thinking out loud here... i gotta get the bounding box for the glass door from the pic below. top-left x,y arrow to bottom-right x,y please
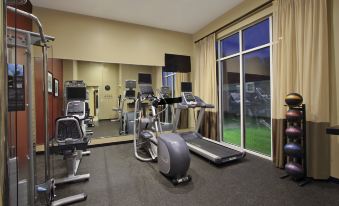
221,56 -> 241,146
218,17 -> 272,157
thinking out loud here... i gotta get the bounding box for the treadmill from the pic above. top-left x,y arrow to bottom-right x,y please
173,82 -> 246,164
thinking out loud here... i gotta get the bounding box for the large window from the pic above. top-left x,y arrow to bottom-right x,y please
217,17 -> 272,157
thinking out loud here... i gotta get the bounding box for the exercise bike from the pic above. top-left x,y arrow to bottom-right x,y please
133,84 -> 191,185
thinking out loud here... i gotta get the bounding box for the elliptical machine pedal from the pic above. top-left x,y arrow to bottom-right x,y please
171,175 -> 192,185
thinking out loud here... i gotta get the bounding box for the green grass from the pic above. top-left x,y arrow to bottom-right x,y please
223,117 -> 271,156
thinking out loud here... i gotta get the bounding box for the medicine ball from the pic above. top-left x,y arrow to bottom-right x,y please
285,126 -> 302,138
285,162 -> 304,179
284,143 -> 303,158
285,93 -> 303,107
286,109 -> 302,122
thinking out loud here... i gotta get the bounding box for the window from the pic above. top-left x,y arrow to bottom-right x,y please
217,17 -> 272,158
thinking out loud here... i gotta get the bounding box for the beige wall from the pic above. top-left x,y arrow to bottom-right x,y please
329,0 -> 339,178
32,7 -> 193,66
76,61 -> 119,120
62,60 -> 74,82
193,0 -> 271,42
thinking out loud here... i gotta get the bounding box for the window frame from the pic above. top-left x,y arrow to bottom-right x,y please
216,15 -> 273,160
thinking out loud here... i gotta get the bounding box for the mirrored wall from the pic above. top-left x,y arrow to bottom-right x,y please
62,60 -> 164,139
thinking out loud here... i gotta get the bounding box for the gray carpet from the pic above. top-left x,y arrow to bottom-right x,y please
91,120 -> 120,138
38,143 -> 339,206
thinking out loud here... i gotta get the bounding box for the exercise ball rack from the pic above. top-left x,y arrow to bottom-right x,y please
280,93 -> 311,186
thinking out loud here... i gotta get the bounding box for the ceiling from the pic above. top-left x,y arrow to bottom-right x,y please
30,0 -> 244,34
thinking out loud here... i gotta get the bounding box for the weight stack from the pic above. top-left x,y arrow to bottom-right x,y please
282,93 -> 309,186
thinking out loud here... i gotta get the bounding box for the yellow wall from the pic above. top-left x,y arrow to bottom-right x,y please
62,60 -> 74,82
193,0 -> 271,42
32,7 -> 193,66
77,61 -> 119,120
329,0 -> 339,178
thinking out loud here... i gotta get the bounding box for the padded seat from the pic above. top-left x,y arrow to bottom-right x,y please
51,116 -> 90,154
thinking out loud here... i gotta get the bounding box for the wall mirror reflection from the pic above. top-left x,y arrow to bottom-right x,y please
62,60 -> 178,139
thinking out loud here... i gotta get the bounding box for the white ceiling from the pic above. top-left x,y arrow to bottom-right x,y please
30,0 -> 244,34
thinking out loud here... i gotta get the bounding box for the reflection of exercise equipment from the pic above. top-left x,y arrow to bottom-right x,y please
252,87 -> 271,129
227,84 -> 271,129
64,80 -> 94,136
113,80 -> 136,135
281,93 -> 310,186
133,84 -> 191,185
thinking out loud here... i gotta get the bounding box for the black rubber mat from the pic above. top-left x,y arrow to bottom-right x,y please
36,143 -> 339,206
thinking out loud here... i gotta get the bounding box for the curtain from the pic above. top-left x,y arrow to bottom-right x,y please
272,0 -> 330,179
175,72 -> 190,129
193,34 -> 219,140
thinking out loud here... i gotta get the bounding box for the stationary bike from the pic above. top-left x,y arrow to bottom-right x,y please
133,84 -> 191,185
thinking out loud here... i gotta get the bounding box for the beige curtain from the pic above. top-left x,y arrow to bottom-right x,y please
193,34 -> 219,140
272,0 -> 330,179
175,72 -> 190,128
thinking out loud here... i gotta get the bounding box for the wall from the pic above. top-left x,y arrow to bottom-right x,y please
32,7 -> 193,67
193,0 -> 271,42
6,1 -> 32,31
34,58 -> 63,144
77,61 -> 119,120
329,0 -> 339,179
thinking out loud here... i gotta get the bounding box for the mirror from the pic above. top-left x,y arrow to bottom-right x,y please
62,60 -> 166,139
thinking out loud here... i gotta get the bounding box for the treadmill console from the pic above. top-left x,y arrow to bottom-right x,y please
139,85 -> 154,98
182,92 -> 197,105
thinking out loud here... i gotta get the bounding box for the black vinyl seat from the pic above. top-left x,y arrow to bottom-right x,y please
51,116 -> 90,154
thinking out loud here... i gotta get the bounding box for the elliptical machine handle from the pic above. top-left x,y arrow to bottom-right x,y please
176,103 -> 189,109
204,104 -> 215,109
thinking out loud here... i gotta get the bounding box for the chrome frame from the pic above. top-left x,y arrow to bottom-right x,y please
6,6 -> 87,206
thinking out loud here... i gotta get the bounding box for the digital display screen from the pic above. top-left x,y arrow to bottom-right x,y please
181,82 -> 192,92
184,93 -> 196,102
125,90 -> 135,98
138,73 -> 152,84
125,80 -> 136,89
164,54 -> 191,73
8,64 -> 25,111
67,87 -> 86,100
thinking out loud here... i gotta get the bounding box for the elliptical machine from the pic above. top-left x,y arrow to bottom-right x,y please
133,83 -> 191,185
113,80 -> 137,135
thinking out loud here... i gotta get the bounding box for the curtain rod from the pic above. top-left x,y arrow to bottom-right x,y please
194,0 -> 273,44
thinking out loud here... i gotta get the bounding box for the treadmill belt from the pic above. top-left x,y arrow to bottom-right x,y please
186,138 -> 241,158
